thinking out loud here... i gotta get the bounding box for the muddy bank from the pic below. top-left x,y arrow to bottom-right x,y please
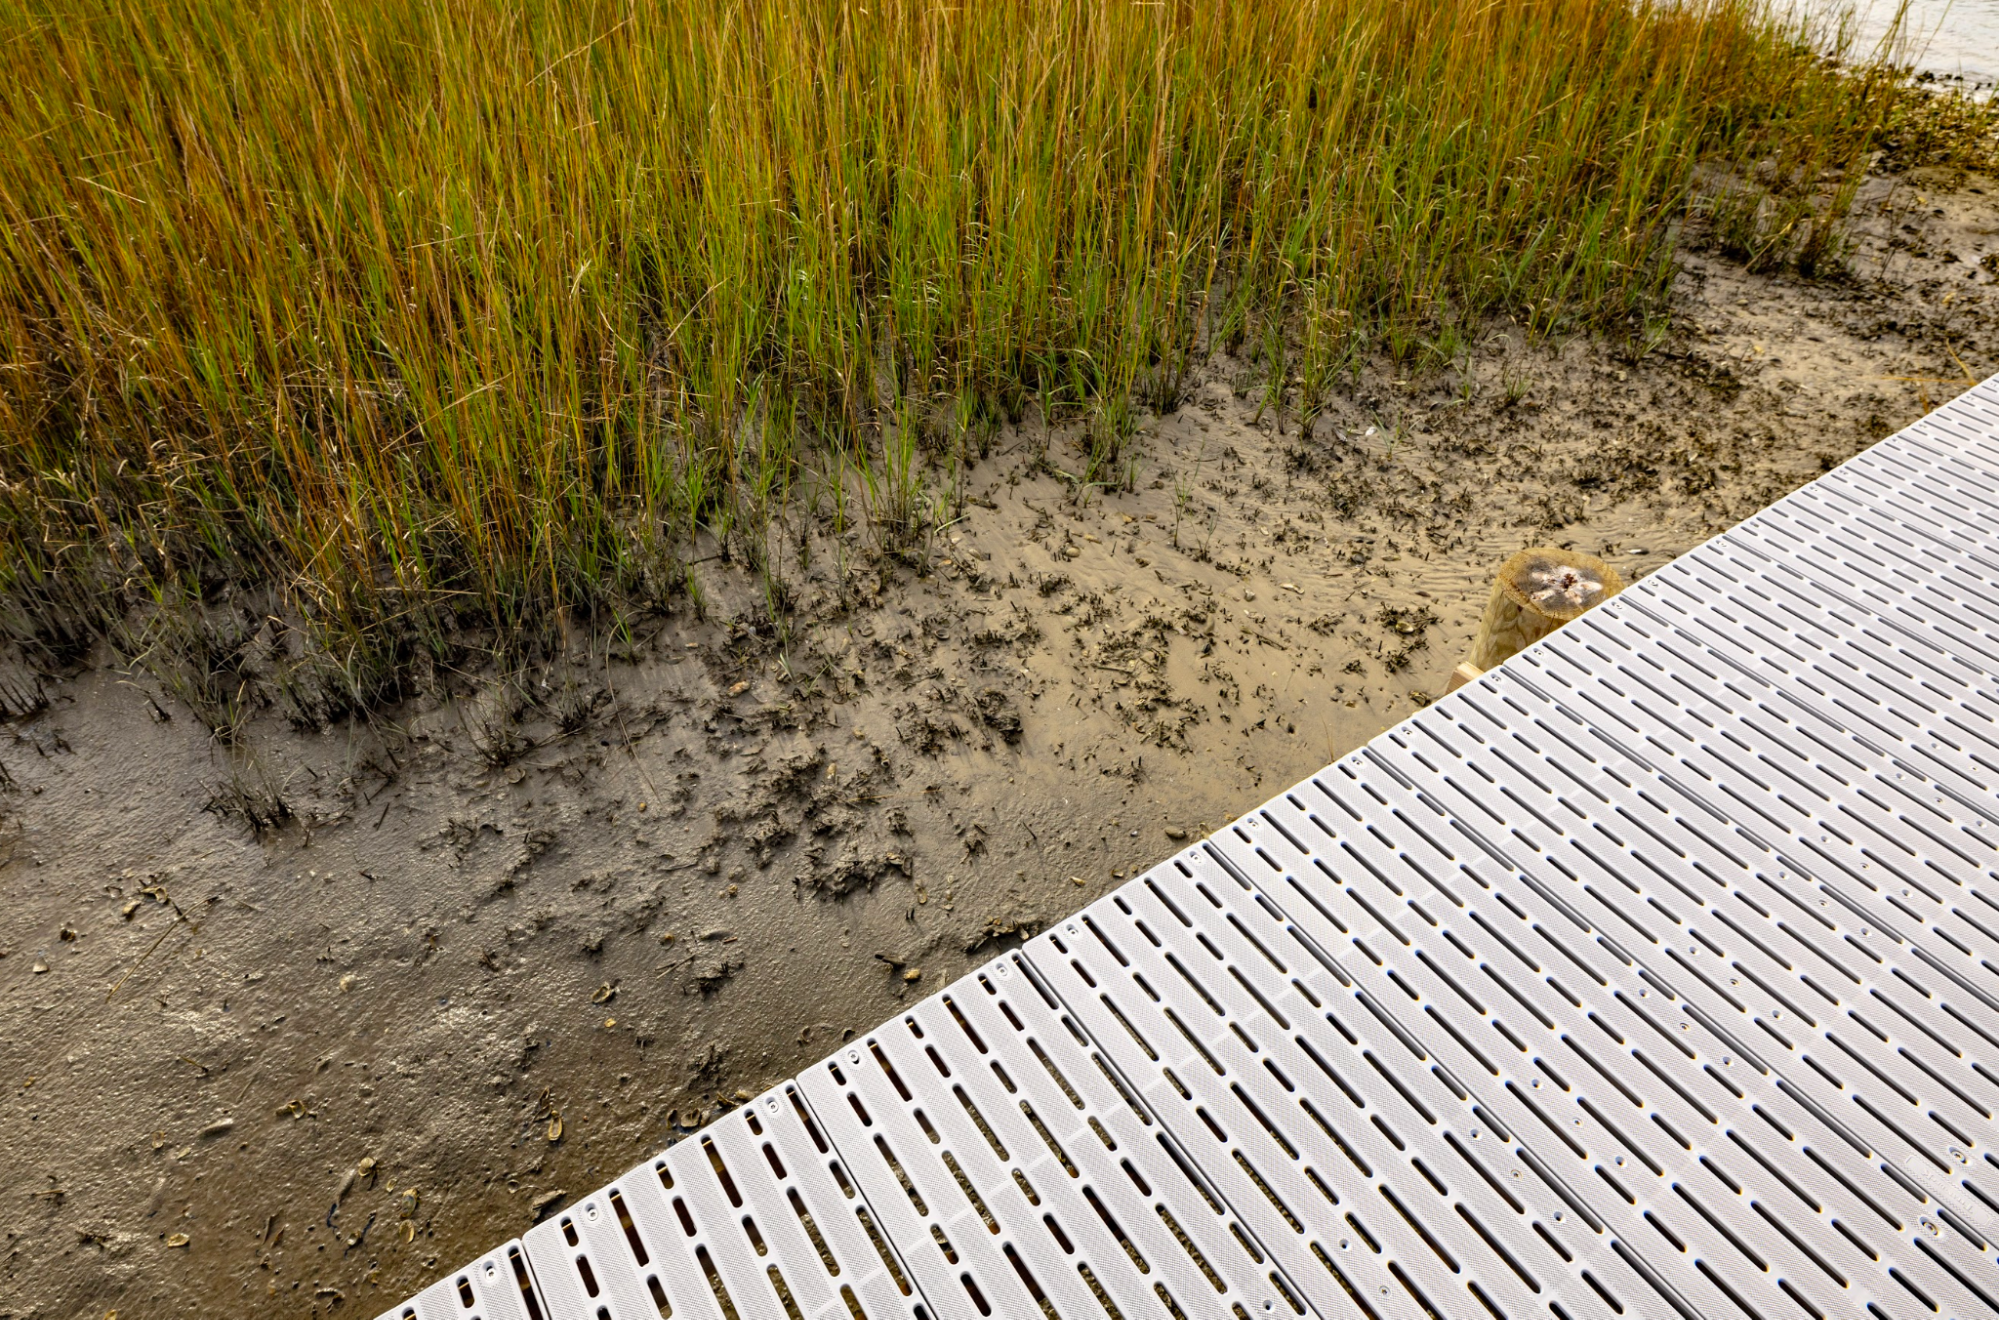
1,168 -> 1995,1319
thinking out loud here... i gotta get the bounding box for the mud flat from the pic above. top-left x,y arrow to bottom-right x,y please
1,170 -> 1995,1318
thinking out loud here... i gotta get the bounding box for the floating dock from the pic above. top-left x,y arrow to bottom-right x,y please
381,375 -> 1999,1320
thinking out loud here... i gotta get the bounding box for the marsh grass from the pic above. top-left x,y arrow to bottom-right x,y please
0,0 -> 1903,700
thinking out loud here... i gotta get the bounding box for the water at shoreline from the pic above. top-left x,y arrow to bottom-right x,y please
1838,0 -> 1998,86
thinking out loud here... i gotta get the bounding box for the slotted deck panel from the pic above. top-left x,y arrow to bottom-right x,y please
379,379 -> 1999,1320
796,949 -> 1304,1320
519,1081 -> 926,1320
377,1238 -> 541,1320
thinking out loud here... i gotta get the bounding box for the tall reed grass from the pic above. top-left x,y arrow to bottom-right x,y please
0,0 -> 1898,690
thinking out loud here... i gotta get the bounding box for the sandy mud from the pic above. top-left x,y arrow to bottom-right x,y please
2,168 -> 1996,1318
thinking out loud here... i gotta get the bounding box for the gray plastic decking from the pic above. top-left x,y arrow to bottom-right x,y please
379,374 -> 1999,1320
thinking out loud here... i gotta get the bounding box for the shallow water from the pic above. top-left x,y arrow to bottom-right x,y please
1843,0 -> 1999,84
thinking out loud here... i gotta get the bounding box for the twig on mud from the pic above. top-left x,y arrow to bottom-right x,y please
1943,342 -> 1978,386
604,646 -> 660,802
106,911 -> 197,1002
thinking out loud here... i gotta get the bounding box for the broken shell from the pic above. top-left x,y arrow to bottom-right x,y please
546,1113 -> 564,1142
590,982 -> 616,1004
398,1187 -> 420,1218
164,1233 -> 190,1248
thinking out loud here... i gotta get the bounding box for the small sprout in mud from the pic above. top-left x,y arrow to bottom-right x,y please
164,1233 -> 189,1248
1071,876 -> 1086,887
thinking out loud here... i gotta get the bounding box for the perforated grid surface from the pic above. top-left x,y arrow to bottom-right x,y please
519,1080 -> 924,1320
796,948 -> 1306,1320
379,377 -> 1999,1320
376,1238 -> 541,1320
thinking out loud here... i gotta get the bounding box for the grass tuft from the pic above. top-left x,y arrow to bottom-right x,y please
0,0 -> 1906,685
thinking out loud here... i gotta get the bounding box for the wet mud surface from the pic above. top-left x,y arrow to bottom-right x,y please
3,170 -> 1996,1318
